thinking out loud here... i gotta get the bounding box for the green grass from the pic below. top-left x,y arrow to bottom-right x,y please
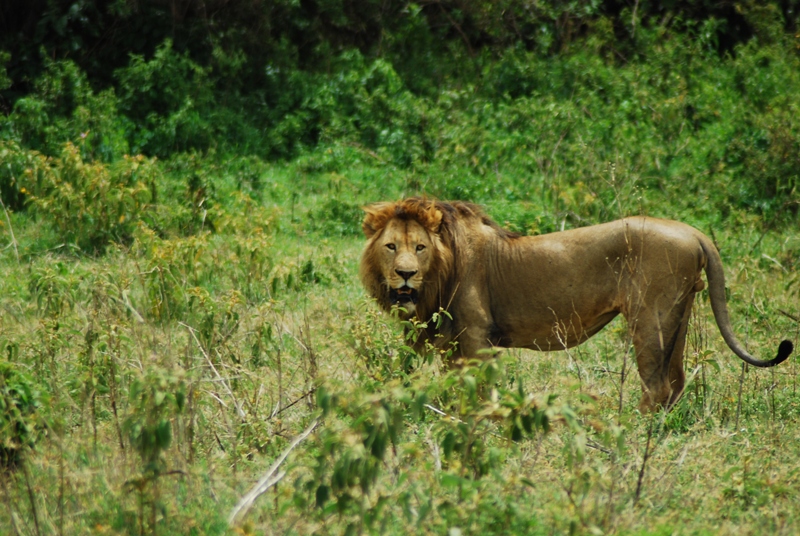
1,14 -> 800,532
0,148 -> 798,535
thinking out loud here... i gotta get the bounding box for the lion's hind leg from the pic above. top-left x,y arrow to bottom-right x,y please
665,295 -> 694,409
629,294 -> 695,412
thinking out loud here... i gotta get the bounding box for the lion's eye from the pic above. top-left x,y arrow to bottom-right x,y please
386,243 -> 396,251
416,244 -> 426,252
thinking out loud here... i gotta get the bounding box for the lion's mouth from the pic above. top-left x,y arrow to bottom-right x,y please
390,286 -> 419,305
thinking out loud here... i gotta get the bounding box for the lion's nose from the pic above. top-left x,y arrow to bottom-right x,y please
395,270 -> 417,281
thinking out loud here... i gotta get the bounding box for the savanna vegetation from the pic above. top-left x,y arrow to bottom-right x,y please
0,1 -> 799,534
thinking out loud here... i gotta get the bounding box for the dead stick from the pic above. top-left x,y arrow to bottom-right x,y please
0,193 -> 19,264
228,418 -> 320,525
779,309 -> 799,323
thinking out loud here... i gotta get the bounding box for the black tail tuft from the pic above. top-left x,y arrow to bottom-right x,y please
775,339 -> 794,365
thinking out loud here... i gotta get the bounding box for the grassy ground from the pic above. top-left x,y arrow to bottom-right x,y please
2,6 -> 800,534
0,152 -> 798,535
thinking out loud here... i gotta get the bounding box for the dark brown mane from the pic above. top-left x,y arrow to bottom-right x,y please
435,199 -> 521,241
360,198 -> 517,340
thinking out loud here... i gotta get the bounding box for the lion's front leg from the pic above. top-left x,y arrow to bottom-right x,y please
442,285 -> 496,364
450,328 -> 494,365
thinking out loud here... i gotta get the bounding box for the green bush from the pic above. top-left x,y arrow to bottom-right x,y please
30,142 -> 156,253
124,364 -> 186,475
312,52 -> 437,167
0,359 -> 48,469
0,51 -> 9,93
131,226 -> 212,322
115,40 -> 214,157
307,198 -> 364,237
0,140 -> 49,212
8,56 -> 128,161
28,259 -> 86,317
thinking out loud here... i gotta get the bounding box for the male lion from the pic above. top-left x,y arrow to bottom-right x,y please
359,197 -> 794,411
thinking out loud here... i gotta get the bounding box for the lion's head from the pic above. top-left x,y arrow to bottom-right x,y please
359,198 -> 456,320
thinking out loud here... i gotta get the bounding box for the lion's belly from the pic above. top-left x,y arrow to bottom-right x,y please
486,265 -> 623,351
495,310 -> 620,351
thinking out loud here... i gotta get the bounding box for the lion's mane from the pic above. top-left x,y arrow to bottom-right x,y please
359,197 -> 519,338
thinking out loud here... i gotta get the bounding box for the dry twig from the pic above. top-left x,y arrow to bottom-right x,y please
228,418 -> 320,525
0,193 -> 19,264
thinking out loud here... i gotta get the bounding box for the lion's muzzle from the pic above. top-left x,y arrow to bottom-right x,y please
390,286 -> 419,305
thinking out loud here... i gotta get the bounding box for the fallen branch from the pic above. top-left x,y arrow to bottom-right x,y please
228,418 -> 320,526
0,193 -> 19,264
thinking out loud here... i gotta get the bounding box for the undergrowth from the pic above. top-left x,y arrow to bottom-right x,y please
0,2 -> 799,535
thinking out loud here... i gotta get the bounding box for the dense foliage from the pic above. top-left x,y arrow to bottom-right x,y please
0,2 -> 799,535
1,1 -> 799,225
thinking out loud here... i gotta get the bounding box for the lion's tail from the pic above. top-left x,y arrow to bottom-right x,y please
700,235 -> 793,367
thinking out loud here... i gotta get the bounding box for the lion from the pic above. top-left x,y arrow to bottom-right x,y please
359,197 -> 794,411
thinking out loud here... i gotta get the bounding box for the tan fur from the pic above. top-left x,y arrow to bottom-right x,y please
360,198 -> 793,412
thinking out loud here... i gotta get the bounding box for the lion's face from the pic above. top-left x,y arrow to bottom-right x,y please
373,218 -> 436,314
360,199 -> 452,319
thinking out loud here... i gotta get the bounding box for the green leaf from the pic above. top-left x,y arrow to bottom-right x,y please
315,484 -> 330,508
155,420 -> 172,449
440,473 -> 468,488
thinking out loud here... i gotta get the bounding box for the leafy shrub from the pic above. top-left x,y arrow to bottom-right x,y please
312,51 -> 437,167
724,98 -> 800,221
122,363 -> 186,534
307,198 -> 364,237
8,56 -> 128,160
149,151 -> 229,237
28,258 -> 84,316
30,142 -> 157,253
221,229 -> 275,303
296,354 -> 569,533
267,258 -> 335,296
300,383 -> 421,532
0,359 -> 48,469
433,359 -> 558,478
131,226 -> 213,322
349,306 -> 417,384
124,364 -> 186,474
0,140 -> 49,212
0,51 -> 9,93
115,40 -> 214,157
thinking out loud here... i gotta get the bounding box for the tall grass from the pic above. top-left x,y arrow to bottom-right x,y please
1,6 -> 799,535
0,148 -> 798,534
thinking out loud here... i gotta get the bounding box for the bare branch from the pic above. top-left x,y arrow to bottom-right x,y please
228,418 -> 320,526
0,193 -> 19,264
779,309 -> 799,323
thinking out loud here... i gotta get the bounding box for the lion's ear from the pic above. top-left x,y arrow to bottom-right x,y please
362,202 -> 393,238
427,207 -> 443,234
